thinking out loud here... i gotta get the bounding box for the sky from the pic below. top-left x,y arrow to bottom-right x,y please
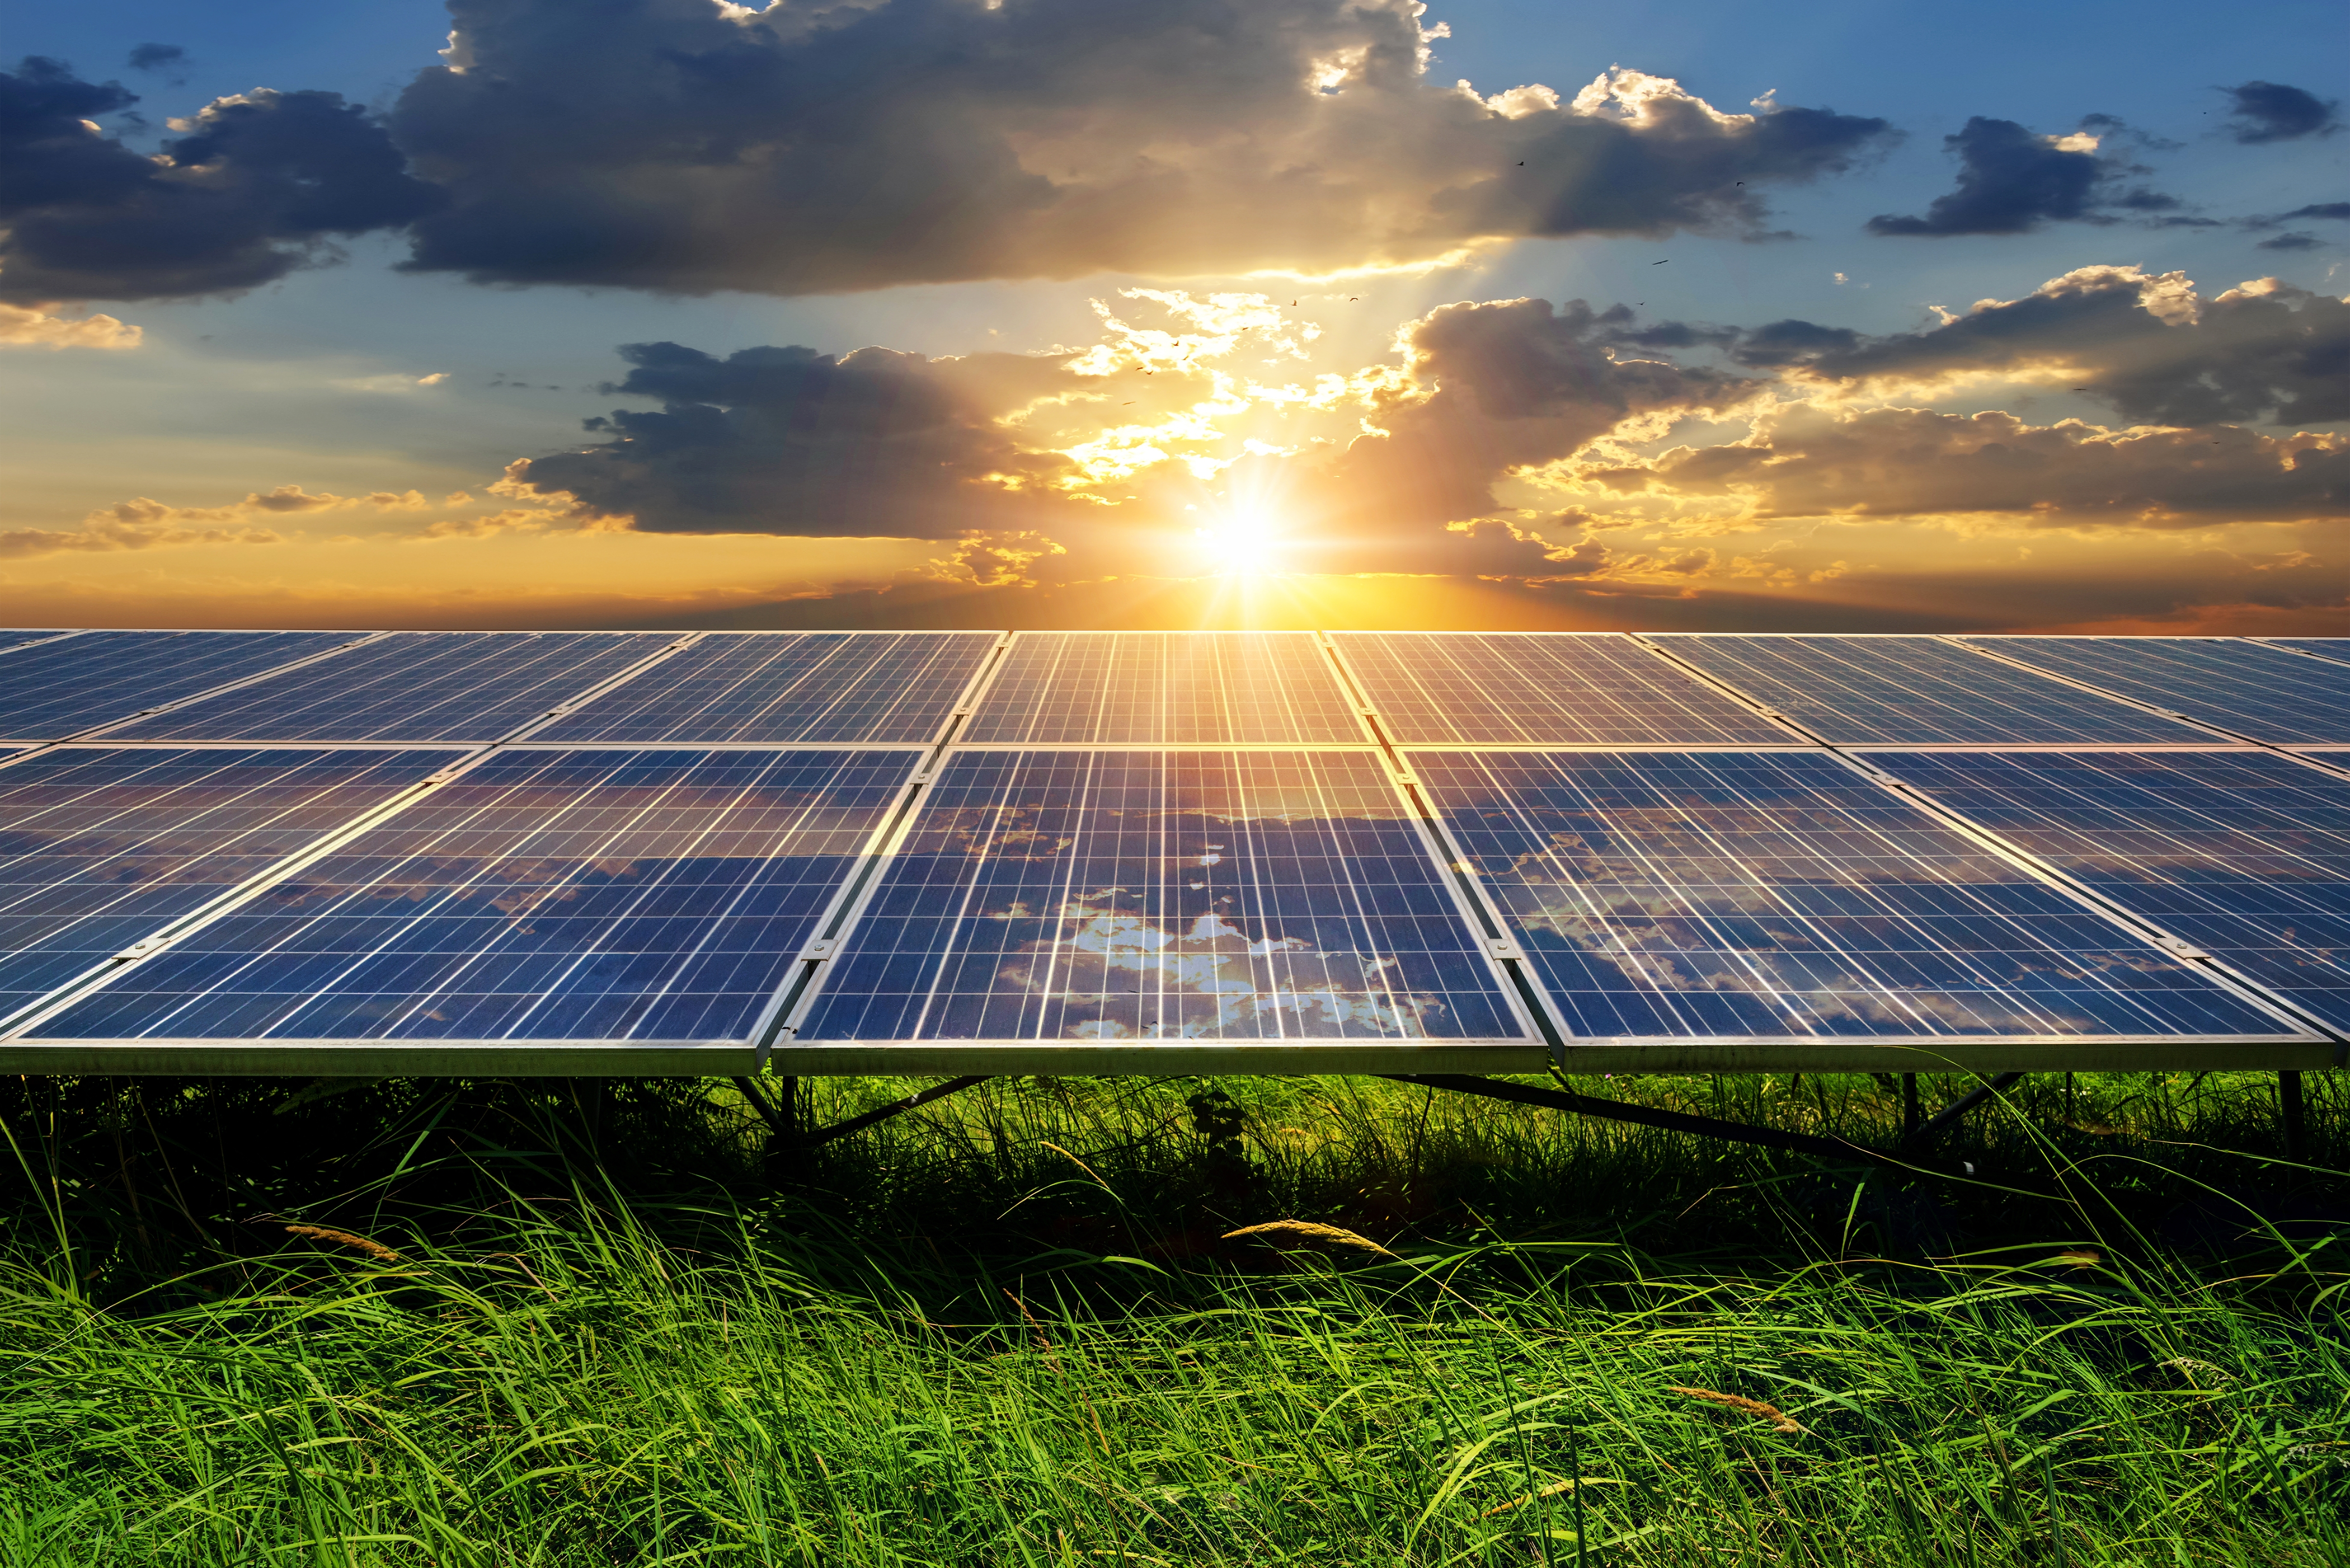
2,0 -> 2344,633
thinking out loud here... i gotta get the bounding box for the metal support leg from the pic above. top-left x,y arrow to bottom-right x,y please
1897,1072 -> 2024,1154
2281,1070 -> 2306,1163
804,1076 -> 990,1148
736,1075 -> 798,1152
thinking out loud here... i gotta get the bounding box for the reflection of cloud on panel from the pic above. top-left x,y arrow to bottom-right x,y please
1000,893 -> 1437,1039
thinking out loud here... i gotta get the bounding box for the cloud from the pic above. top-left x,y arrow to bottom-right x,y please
1745,266 -> 2350,426
0,57 -> 442,302
0,300 -> 138,348
506,341 -> 1089,538
0,485 -> 452,561
2221,81 -> 2340,144
126,44 -> 186,80
1580,402 -> 2350,529
387,0 -> 1891,294
1865,116 -> 2176,236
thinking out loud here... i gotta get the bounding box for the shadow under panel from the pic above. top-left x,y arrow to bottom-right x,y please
109,631 -> 675,744
30,747 -> 917,1044
793,749 -> 1523,1043
964,632 -> 1362,744
1874,749 -> 2350,1034
1334,632 -> 1787,745
1971,637 -> 2350,743
1656,634 -> 2209,744
535,630 -> 997,744
1409,749 -> 2294,1042
0,631 -> 358,741
0,747 -> 458,1018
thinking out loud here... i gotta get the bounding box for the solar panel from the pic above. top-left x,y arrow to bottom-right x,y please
0,747 -> 454,1019
535,631 -> 996,745
792,749 -> 1523,1041
0,631 -> 76,658
30,748 -> 917,1043
0,631 -> 358,741
1332,632 -> 1787,745
963,632 -> 1363,744
110,631 -> 676,743
1972,637 -> 2350,743
1657,634 -> 2209,744
1408,749 -> 2288,1040
1872,749 -> 2350,1034
2269,640 -> 2350,667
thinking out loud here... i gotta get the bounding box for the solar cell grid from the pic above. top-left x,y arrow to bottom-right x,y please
1410,749 -> 2285,1041
2270,640 -> 2350,667
1657,634 -> 2206,744
536,631 -> 996,744
963,632 -> 1362,744
1333,632 -> 1788,745
794,749 -> 1521,1042
31,748 -> 918,1043
1873,749 -> 2350,1034
0,747 -> 454,1019
0,631 -> 356,740
1975,637 -> 2350,744
112,631 -> 676,743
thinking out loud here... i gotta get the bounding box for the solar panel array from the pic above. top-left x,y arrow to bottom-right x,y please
0,627 -> 2341,1068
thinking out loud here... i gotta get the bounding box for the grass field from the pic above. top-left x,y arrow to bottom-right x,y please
1,1068 -> 2345,1565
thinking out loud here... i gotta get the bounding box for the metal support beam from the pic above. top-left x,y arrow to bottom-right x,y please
1388,1073 -> 1895,1165
2281,1069 -> 2306,1163
734,1075 -> 796,1149
803,1075 -> 991,1148
1897,1072 -> 2024,1154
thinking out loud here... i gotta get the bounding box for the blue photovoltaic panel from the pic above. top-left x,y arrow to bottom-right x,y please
1334,633 -> 1787,745
1874,749 -> 2350,1033
1976,637 -> 2350,743
0,631 -> 74,658
963,632 -> 1362,744
0,631 -> 356,741
1410,749 -> 2283,1040
1657,634 -> 2207,744
0,748 -> 453,1018
536,631 -> 996,744
2271,640 -> 2350,667
35,749 -> 916,1042
112,631 -> 675,743
796,750 -> 1521,1042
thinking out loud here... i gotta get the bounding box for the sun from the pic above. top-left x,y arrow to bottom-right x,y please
1195,510 -> 1284,576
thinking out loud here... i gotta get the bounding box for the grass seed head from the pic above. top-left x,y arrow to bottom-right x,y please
1666,1385 -> 1802,1433
284,1224 -> 401,1263
1222,1220 -> 1395,1257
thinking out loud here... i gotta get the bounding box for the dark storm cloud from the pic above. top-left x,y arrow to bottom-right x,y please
1747,266 -> 2350,426
2257,233 -> 2323,252
0,58 -> 441,302
386,0 -> 1893,294
2221,81 -> 2340,144
1866,116 -> 2175,237
2277,203 -> 2350,223
509,341 -> 1080,539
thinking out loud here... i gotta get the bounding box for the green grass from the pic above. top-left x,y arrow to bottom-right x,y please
0,1069 -> 2345,1565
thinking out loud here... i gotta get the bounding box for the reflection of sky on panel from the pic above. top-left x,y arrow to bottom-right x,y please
1658,634 -> 2203,745
0,747 -> 454,1014
1334,633 -> 1786,745
536,631 -> 996,744
1877,749 -> 2350,1033
797,750 -> 1518,1042
1412,749 -> 2277,1040
0,631 -> 357,741
1977,638 -> 2350,745
964,632 -> 1361,744
114,631 -> 675,743
38,749 -> 915,1042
